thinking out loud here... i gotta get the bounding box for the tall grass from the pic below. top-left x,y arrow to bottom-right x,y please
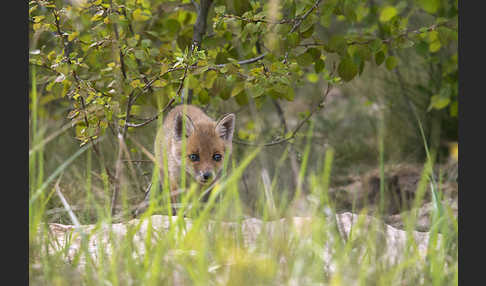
29,73 -> 458,285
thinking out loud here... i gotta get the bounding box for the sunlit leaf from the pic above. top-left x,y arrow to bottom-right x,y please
379,6 -> 398,22
91,10 -> 104,21
231,82 -> 245,97
132,8 -> 152,22
418,0 -> 440,14
307,73 -> 319,83
428,95 -> 450,111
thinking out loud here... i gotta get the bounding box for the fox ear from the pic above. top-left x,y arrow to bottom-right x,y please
174,112 -> 194,141
215,113 -> 235,142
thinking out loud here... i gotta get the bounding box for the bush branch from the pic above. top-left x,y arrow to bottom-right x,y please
125,53 -> 266,128
283,0 -> 324,63
234,83 -> 332,147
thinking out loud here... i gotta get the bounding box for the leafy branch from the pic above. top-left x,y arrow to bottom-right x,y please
283,0 -> 324,63
234,81 -> 333,147
125,53 -> 268,128
289,0 -> 323,34
346,19 -> 457,46
296,19 -> 456,48
50,7 -> 116,182
221,14 -> 294,25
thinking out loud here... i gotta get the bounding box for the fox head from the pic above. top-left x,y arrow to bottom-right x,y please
173,112 -> 235,185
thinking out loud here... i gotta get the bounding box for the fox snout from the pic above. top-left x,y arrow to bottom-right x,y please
196,170 -> 215,184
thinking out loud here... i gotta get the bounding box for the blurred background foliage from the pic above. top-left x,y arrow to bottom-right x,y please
29,0 -> 457,221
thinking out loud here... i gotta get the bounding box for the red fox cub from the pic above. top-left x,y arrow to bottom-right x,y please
134,105 -> 235,216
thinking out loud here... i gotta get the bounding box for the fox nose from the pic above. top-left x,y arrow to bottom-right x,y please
202,172 -> 212,181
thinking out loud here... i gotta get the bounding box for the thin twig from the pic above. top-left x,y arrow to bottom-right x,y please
213,53 -> 268,68
234,83 -> 332,147
272,99 -> 288,134
54,176 -> 81,228
52,9 -> 70,64
126,53 -> 266,128
125,99 -> 175,128
126,133 -> 157,163
347,20 -> 456,46
137,53 -> 267,95
52,8 -> 115,182
110,0 -> 130,216
79,97 -> 115,181
125,63 -> 187,128
119,132 -> 143,195
222,14 -> 294,25
122,159 -> 152,163
111,133 -> 125,215
290,0 -> 323,34
272,99 -> 300,189
283,0 -> 324,63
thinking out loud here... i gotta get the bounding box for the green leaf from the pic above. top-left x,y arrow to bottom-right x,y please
219,85 -> 231,100
214,5 -> 226,14
428,95 -> 450,111
134,49 -> 145,60
428,30 -> 441,52
245,23 -> 258,34
325,35 -> 347,55
132,9 -> 151,22
300,25 -> 314,39
385,56 -> 397,70
283,87 -> 295,101
233,0 -> 251,16
320,12 -> 332,27
429,41 -> 441,53
152,79 -> 168,88
91,10 -> 104,22
286,32 -> 300,48
343,4 -> 357,22
247,83 -> 265,98
449,100 -> 458,117
141,39 -> 152,48
375,51 -> 385,66
215,52 -> 229,65
379,6 -> 398,22
235,91 -> 248,105
127,37 -> 138,48
204,71 -> 218,89
188,74 -> 200,90
198,89 -> 209,104
338,57 -> 358,82
231,82 -> 245,97
68,31 -> 79,42
418,0 -> 440,14
307,73 -> 319,83
396,38 -> 415,49
314,59 -> 325,73
355,45 -> 372,62
130,79 -> 142,88
369,39 -> 383,53
415,40 -> 429,56
307,48 -> 321,61
296,52 -> 314,67
166,19 -> 181,36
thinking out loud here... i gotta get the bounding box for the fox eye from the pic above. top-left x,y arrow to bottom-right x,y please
213,154 -> 222,161
189,154 -> 199,162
